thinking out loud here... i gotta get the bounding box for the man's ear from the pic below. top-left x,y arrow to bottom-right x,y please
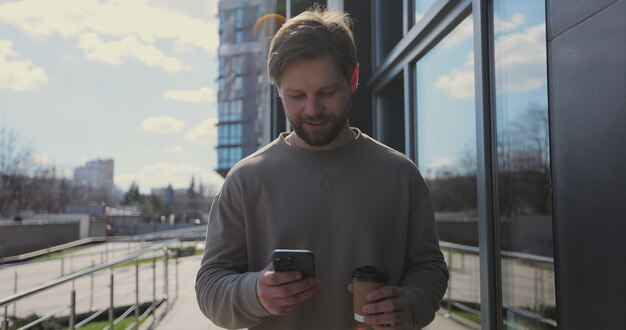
350,65 -> 359,94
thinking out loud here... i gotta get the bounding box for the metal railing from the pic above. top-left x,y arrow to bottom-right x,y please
440,241 -> 557,329
0,239 -> 182,330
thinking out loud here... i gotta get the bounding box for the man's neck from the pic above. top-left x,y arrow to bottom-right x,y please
290,123 -> 355,151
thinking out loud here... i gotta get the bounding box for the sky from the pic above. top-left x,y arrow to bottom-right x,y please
414,1 -> 548,178
0,0 -> 223,193
0,0 -> 549,193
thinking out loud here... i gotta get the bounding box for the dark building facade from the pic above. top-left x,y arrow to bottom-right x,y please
254,0 -> 626,329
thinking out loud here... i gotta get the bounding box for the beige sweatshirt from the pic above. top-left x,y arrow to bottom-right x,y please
196,129 -> 448,329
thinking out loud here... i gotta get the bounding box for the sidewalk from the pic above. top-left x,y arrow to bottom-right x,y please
149,255 -> 471,330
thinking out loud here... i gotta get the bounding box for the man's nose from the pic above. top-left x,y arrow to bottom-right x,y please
304,95 -> 323,117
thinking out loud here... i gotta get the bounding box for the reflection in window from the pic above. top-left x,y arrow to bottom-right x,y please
373,0 -> 403,66
415,15 -> 480,324
414,0 -> 436,24
493,1 -> 556,328
375,75 -> 404,154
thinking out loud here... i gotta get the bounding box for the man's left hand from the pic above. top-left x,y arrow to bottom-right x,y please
348,284 -> 413,329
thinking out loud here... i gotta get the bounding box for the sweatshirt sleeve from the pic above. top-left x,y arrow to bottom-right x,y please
399,173 -> 450,328
195,187 -> 271,329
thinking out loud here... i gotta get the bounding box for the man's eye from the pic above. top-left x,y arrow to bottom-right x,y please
321,90 -> 336,96
288,94 -> 305,99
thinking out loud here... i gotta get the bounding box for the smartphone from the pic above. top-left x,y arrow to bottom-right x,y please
271,249 -> 315,278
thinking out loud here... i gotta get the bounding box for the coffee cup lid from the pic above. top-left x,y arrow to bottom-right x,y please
352,265 -> 390,282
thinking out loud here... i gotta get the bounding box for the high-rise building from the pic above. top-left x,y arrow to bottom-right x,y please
72,158 -> 114,191
216,0 -> 326,177
216,0 -> 264,177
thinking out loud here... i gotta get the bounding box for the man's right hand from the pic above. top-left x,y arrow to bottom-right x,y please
256,263 -> 322,315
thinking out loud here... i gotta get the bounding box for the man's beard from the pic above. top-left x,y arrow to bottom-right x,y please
288,101 -> 350,147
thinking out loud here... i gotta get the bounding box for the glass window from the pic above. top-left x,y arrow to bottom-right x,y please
235,31 -> 244,44
375,75 -> 405,154
218,123 -> 242,146
218,146 -> 243,169
219,57 -> 225,76
219,100 -> 244,122
414,0 -> 436,25
415,15 -> 480,325
235,8 -> 244,28
220,11 -> 228,28
234,56 -> 244,75
493,1 -> 555,328
235,77 -> 244,91
373,0 -> 403,67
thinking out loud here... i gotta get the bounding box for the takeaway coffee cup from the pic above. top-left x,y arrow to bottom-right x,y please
352,265 -> 390,322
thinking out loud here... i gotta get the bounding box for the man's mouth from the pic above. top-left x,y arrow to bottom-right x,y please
305,120 -> 328,126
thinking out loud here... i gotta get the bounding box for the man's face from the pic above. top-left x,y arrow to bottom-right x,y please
278,56 -> 350,147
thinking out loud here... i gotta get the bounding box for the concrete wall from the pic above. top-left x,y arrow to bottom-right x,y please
547,0 -> 626,328
0,222 -> 80,258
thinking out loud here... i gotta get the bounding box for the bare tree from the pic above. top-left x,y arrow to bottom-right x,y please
0,125 -> 35,218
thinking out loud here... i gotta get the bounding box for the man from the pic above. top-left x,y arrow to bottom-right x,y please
196,8 -> 448,330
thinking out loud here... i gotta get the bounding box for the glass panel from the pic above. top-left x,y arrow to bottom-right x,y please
414,0 -> 436,25
493,1 -> 556,328
415,15 -> 480,326
373,0 -> 403,66
375,75 -> 405,154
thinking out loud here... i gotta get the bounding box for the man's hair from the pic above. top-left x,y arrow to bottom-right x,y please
267,7 -> 357,87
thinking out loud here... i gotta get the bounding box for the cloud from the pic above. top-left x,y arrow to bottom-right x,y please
140,116 -> 185,133
427,157 -> 456,170
0,0 -> 218,69
435,68 -> 475,99
116,162 -> 224,193
436,22 -> 547,99
442,17 -> 473,48
164,86 -> 215,103
494,13 -> 525,33
0,40 -> 48,92
169,146 -> 184,154
78,33 -> 188,72
185,118 -> 218,144
494,23 -> 547,92
441,14 -> 526,49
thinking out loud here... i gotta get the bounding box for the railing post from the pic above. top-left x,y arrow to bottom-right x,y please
163,248 -> 169,307
109,270 -> 114,329
13,269 -> 17,316
90,260 -> 94,311
61,256 -> 65,277
175,252 -> 179,298
69,288 -> 76,329
152,256 -> 156,322
3,306 -> 8,330
135,258 -> 140,329
446,249 -> 453,314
